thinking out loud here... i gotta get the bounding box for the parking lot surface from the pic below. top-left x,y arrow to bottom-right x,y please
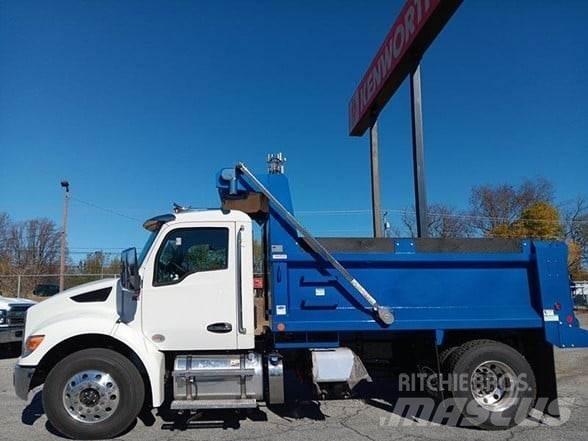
1,316 -> 586,441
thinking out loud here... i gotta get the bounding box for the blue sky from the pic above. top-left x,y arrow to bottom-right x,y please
1,0 -> 587,258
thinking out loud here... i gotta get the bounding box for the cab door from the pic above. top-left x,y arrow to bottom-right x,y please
141,222 -> 238,350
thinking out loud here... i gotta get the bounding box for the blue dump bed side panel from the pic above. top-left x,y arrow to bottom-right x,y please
269,240 -> 542,332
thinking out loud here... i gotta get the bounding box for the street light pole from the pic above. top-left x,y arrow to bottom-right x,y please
410,64 -> 429,238
59,180 -> 70,292
369,120 -> 384,238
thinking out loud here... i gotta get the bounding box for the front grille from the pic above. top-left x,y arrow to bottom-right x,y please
8,304 -> 33,326
9,305 -> 31,313
8,315 -> 25,325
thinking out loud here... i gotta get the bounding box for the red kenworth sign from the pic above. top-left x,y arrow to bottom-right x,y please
348,0 -> 461,136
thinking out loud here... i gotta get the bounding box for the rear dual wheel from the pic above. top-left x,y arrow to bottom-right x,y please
446,340 -> 536,429
43,348 -> 145,439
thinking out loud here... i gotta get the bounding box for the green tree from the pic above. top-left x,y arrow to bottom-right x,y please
488,202 -> 562,240
517,202 -> 563,239
185,245 -> 225,272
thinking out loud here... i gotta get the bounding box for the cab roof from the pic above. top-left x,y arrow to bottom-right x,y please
143,209 -> 250,231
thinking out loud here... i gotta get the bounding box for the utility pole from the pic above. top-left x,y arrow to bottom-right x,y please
59,180 -> 70,292
369,120 -> 383,238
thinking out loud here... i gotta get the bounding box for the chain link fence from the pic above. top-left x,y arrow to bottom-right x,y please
0,274 -> 118,300
572,281 -> 588,309
2,273 -> 588,308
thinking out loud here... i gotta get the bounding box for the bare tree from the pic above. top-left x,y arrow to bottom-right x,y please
71,251 -> 121,287
4,218 -> 62,275
0,213 -> 8,239
0,215 -> 63,296
0,213 -> 10,274
469,177 -> 554,235
563,197 -> 588,244
402,204 -> 472,238
563,197 -> 588,278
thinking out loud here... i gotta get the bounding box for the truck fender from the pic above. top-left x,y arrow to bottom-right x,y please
111,322 -> 165,407
22,317 -> 165,408
21,314 -> 120,367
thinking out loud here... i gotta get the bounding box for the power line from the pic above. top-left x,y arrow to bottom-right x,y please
297,208 -> 588,225
68,251 -> 121,255
70,197 -> 142,222
67,247 -> 127,251
298,209 -> 374,215
1,247 -> 127,252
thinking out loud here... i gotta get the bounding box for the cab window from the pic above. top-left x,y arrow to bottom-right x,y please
154,227 -> 228,286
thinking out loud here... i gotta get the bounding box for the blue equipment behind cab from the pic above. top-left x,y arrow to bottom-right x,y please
217,164 -> 588,351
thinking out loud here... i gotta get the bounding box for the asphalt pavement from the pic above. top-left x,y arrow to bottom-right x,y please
1,316 -> 587,441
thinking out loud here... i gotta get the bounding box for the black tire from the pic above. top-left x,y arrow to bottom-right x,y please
439,346 -> 458,368
447,339 -> 536,430
43,348 -> 145,440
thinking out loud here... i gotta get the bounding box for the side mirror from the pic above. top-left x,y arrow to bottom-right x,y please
121,247 -> 141,292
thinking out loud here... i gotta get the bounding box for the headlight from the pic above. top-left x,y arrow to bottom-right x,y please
0,310 -> 6,325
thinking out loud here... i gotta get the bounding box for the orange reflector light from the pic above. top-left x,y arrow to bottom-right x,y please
25,335 -> 45,353
277,323 -> 286,332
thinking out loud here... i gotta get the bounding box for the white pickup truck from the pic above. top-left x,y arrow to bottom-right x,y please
0,295 -> 36,347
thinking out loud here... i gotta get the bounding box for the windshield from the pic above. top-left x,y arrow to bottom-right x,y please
138,231 -> 158,266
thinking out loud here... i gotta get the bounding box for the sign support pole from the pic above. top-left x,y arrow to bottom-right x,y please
410,64 -> 429,238
369,120 -> 383,238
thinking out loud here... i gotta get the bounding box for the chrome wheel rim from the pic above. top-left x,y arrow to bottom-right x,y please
62,370 -> 120,424
470,360 -> 518,412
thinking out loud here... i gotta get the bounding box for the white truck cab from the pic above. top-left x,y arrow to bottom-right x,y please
136,209 -> 254,351
14,208 -> 259,440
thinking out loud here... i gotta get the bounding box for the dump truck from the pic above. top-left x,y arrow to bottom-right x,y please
14,157 -> 588,439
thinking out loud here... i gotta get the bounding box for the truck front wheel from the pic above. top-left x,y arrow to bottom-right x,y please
43,348 -> 145,440
447,340 -> 536,430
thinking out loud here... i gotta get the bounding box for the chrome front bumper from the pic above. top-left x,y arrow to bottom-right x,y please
13,364 -> 36,400
0,326 -> 24,344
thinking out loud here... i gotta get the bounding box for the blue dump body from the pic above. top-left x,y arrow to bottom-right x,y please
218,169 -> 588,350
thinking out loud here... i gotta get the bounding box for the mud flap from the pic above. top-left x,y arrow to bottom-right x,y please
529,341 -> 560,418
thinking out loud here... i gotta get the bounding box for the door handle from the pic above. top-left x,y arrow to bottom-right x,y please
207,322 -> 233,333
